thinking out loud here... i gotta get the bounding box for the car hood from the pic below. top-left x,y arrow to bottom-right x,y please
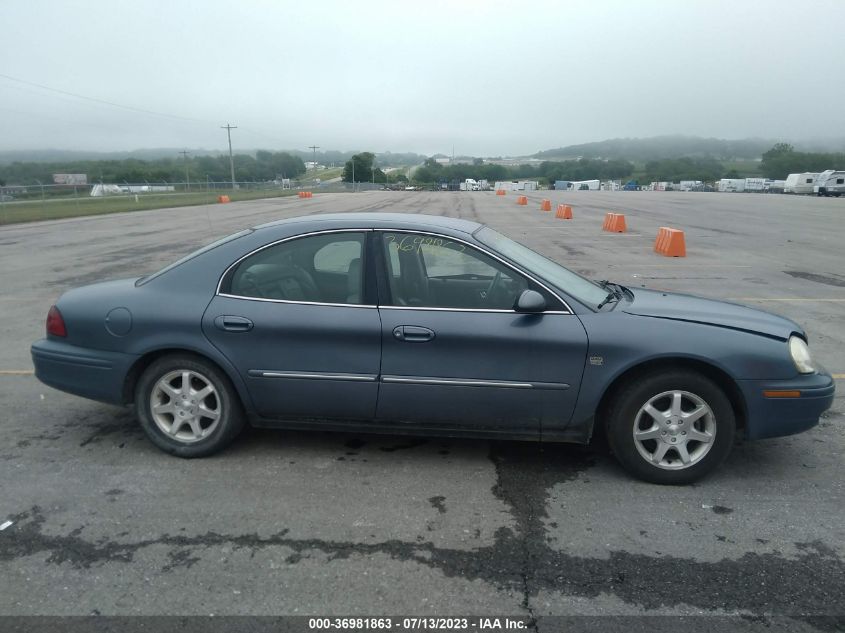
622,288 -> 803,340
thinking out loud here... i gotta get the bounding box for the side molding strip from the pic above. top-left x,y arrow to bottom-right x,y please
249,370 -> 378,382
381,376 -> 569,390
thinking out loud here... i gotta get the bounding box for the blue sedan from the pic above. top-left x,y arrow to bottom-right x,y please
31,213 -> 834,484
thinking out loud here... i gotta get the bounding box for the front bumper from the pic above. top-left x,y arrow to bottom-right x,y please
31,338 -> 139,405
737,371 -> 835,440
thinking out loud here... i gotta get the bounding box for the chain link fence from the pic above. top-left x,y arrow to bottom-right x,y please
0,179 -> 400,225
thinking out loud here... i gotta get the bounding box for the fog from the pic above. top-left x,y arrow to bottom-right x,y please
1,0 -> 843,156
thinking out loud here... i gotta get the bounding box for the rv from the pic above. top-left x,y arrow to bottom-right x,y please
783,173 -> 818,194
814,170 -> 845,197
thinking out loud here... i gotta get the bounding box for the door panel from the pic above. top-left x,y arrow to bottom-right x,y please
205,230 -> 379,421
376,309 -> 587,433
375,230 -> 588,435
203,296 -> 381,420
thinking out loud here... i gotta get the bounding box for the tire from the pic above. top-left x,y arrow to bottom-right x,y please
605,370 -> 735,485
135,354 -> 245,457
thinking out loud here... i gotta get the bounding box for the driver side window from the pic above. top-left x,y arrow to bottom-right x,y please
381,232 -> 528,310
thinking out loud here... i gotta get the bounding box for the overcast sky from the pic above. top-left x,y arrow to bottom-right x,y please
1,0 -> 843,156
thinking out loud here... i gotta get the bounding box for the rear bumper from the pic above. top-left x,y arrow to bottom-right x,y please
31,338 -> 138,405
738,372 -> 835,440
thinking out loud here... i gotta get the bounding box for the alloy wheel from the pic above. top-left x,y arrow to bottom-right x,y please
632,390 -> 716,470
149,369 -> 221,443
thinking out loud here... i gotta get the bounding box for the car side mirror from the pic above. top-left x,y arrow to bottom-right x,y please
515,289 -> 546,313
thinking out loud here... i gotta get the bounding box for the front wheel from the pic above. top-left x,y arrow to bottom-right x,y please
135,354 -> 245,457
605,370 -> 735,484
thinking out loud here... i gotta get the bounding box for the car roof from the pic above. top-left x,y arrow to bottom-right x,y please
254,212 -> 482,236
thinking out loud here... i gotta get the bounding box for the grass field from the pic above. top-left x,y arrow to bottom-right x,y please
301,167 -> 344,182
0,188 -> 299,225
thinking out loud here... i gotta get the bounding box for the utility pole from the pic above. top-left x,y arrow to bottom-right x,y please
179,150 -> 190,192
221,123 -> 237,189
308,145 -> 320,173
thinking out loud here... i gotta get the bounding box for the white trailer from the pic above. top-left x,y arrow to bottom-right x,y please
784,173 -> 818,194
744,178 -> 766,192
570,179 -> 600,191
814,170 -> 845,197
718,178 -> 745,192
493,180 -> 538,191
460,178 -> 479,191
679,180 -> 703,191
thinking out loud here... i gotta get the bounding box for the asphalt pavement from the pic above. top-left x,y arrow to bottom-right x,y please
0,190 -> 843,626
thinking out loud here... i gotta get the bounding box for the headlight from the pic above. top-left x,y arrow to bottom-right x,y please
789,336 -> 815,374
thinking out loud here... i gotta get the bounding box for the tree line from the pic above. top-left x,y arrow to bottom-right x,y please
0,151 -> 306,186
760,143 -> 845,179
4,143 -> 843,188
406,157 -> 636,185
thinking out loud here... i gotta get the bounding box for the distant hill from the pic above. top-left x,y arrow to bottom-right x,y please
533,135 -> 845,162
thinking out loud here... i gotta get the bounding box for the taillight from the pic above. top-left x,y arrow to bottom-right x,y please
46,305 -> 67,337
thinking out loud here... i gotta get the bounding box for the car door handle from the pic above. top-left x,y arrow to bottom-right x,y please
214,315 -> 254,333
393,325 -> 435,342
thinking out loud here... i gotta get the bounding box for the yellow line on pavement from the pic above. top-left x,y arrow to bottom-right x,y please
833,374 -> 845,380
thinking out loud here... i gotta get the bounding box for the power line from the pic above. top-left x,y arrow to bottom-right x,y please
308,145 -> 320,171
0,72 -> 298,154
0,72 -> 213,124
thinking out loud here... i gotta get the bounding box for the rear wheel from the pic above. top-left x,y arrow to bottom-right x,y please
605,370 -> 735,484
135,354 -> 245,457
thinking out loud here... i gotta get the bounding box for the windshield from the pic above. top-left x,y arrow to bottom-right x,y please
135,229 -> 254,286
475,227 -> 611,309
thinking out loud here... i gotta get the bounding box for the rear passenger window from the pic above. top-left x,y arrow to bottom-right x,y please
224,232 -> 365,304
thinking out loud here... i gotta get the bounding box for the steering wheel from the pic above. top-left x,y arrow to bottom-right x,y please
483,271 -> 503,304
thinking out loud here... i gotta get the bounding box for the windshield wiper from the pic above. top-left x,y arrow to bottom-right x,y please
596,292 -> 620,310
